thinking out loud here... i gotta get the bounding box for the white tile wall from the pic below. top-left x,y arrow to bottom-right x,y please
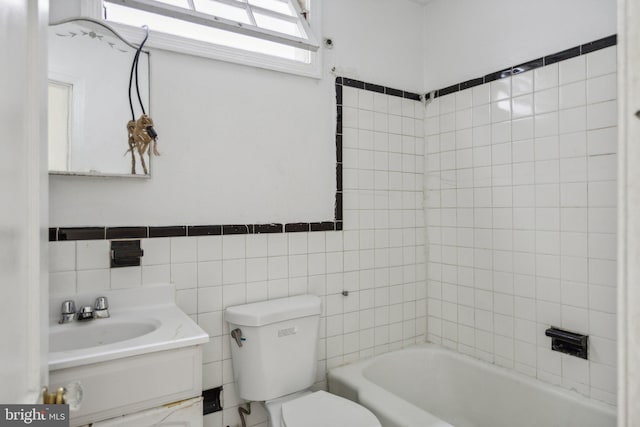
424,46 -> 617,405
49,88 -> 426,427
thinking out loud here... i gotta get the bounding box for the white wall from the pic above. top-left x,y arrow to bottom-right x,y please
424,46 -> 618,404
48,0 -> 81,23
422,0 -> 617,90
49,0 -> 425,227
323,0 -> 425,92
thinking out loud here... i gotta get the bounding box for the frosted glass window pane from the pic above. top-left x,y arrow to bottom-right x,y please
103,0 -> 317,64
193,0 -> 251,24
248,0 -> 293,16
254,12 -> 300,36
105,4 -> 305,60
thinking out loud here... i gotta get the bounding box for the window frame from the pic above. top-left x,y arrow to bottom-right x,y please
83,0 -> 322,78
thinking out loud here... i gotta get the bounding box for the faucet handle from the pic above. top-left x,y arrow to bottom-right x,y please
59,300 -> 77,324
61,300 -> 76,314
94,296 -> 109,310
94,296 -> 110,319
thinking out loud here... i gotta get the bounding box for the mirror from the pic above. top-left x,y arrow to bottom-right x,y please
48,18 -> 151,177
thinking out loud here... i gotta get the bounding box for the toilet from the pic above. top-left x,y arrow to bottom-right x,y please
225,295 -> 381,427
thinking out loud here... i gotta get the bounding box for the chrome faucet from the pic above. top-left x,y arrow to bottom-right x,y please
76,305 -> 94,321
58,296 -> 110,323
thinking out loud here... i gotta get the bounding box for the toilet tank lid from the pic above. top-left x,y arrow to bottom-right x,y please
225,295 -> 322,327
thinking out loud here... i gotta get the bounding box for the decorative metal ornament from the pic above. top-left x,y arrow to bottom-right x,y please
127,114 -> 159,175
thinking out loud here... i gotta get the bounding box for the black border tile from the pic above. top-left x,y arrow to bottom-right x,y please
437,83 -> 460,97
49,228 -> 57,242
424,92 -> 431,100
512,57 -> 543,74
254,223 -> 283,234
544,47 -> 580,65
335,82 -> 343,105
106,227 -> 148,240
336,135 -> 343,163
484,68 -> 513,83
342,78 -> 365,89
223,224 -> 253,235
335,221 -> 343,231
336,105 -> 342,134
385,87 -> 403,98
365,82 -> 385,93
188,225 -> 222,236
336,164 -> 343,192
311,221 -> 335,231
340,78 -> 422,103
149,226 -> 186,238
460,77 -> 484,90
403,91 -> 421,101
58,227 -> 105,241
285,222 -> 310,233
581,35 -> 616,54
335,192 -> 343,221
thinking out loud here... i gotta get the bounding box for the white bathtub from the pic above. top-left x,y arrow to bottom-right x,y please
328,344 -> 616,427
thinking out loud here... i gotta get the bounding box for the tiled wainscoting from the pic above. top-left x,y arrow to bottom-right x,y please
424,45 -> 618,404
48,85 -> 426,426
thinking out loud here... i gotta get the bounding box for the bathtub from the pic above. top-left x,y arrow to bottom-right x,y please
328,344 -> 616,427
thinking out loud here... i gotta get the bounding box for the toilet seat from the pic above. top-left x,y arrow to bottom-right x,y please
281,390 -> 381,427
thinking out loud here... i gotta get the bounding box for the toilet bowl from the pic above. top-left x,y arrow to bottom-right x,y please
268,390 -> 380,427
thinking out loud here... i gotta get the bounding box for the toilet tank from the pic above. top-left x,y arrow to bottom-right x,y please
225,295 -> 322,402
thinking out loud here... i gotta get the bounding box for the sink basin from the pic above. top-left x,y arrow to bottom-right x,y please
48,284 -> 209,371
49,319 -> 159,352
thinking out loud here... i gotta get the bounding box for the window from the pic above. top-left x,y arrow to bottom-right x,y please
88,0 -> 320,77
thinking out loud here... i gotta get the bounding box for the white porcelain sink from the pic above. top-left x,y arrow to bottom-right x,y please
48,284 -> 209,370
49,319 -> 159,352
48,284 -> 209,426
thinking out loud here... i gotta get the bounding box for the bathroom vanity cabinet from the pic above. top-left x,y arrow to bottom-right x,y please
50,345 -> 203,427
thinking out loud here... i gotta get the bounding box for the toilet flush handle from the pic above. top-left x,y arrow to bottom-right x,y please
231,328 -> 245,347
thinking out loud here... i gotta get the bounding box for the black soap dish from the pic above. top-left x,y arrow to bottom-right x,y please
545,327 -> 588,360
110,240 -> 144,268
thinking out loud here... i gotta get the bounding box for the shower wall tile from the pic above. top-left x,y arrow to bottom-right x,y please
424,46 -> 617,405
49,241 -> 76,272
